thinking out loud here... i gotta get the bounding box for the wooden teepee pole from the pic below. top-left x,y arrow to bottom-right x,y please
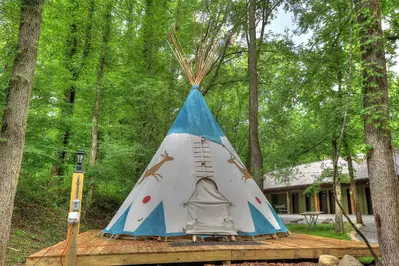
168,17 -> 225,88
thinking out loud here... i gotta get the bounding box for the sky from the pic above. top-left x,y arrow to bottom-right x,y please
270,7 -> 399,74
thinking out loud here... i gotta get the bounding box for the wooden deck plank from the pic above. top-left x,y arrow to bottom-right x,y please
145,241 -> 158,253
90,237 -> 110,255
152,241 -> 168,252
26,230 -> 380,266
137,241 -> 149,253
117,241 -> 136,254
79,235 -> 107,255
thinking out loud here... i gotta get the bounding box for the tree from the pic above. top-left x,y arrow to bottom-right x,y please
0,0 -> 44,263
86,0 -> 113,215
331,138 -> 344,234
247,0 -> 263,186
344,139 -> 363,225
52,0 -> 94,176
355,0 -> 399,265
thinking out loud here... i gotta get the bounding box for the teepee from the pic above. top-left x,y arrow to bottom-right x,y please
103,22 -> 288,238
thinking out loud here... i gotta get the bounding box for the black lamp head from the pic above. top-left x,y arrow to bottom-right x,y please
76,148 -> 84,171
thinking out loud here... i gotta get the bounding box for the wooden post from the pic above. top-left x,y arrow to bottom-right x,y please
64,172 -> 84,266
314,193 -> 320,211
286,192 -> 291,214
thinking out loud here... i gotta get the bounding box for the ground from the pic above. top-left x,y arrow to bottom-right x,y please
279,214 -> 378,243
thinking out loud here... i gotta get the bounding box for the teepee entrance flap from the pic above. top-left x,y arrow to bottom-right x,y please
186,178 -> 236,235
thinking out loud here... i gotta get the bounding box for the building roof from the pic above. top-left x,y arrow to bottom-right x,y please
263,154 -> 399,191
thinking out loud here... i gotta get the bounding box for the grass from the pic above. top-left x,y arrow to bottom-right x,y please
286,222 -> 352,240
357,256 -> 376,265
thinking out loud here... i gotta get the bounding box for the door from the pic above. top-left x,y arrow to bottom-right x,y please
319,191 -> 328,213
305,195 -> 311,211
365,187 -> 373,214
292,192 -> 299,214
186,178 -> 236,235
328,190 -> 335,214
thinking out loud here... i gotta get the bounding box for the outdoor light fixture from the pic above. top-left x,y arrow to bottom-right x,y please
76,148 -> 84,172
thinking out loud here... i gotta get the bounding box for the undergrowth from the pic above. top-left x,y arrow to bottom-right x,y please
6,195 -> 106,266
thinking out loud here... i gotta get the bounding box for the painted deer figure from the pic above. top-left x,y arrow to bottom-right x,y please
138,150 -> 174,185
227,154 -> 252,182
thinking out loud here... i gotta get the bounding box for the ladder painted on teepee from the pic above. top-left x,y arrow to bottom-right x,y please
193,137 -> 215,180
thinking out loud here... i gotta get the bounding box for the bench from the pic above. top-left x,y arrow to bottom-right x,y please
321,218 -> 335,228
288,218 -> 304,226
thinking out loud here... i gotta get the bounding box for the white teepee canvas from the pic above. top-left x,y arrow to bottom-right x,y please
103,87 -> 288,237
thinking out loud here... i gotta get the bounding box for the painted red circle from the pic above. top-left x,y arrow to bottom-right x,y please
255,197 -> 261,204
142,196 -> 151,204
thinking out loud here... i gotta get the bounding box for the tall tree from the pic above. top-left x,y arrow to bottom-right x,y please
344,4 -> 363,225
247,0 -> 263,186
344,139 -> 363,225
52,0 -> 94,176
331,138 -> 344,233
0,0 -> 44,263
246,0 -> 282,185
355,0 -> 399,264
86,1 -> 113,214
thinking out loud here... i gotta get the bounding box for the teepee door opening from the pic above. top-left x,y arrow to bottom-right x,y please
186,178 -> 236,235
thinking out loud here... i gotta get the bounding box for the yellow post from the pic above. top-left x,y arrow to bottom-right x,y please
63,171 -> 84,266
286,192 -> 291,214
314,193 -> 320,211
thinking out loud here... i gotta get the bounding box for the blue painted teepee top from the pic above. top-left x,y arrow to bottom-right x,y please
167,87 -> 225,144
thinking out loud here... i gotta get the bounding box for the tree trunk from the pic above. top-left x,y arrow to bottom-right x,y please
247,0 -> 263,187
332,139 -> 344,234
344,141 -> 364,225
85,2 -> 112,217
90,2 -> 111,167
344,0 -> 364,226
0,0 -> 43,263
234,87 -> 243,151
334,183 -> 344,233
355,0 -> 399,264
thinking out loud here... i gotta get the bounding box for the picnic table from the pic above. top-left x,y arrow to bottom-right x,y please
300,211 -> 323,229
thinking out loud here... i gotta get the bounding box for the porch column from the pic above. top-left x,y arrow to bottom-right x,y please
286,192 -> 291,214
314,193 -> 320,211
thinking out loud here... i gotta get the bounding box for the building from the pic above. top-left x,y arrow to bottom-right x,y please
263,155 -> 399,215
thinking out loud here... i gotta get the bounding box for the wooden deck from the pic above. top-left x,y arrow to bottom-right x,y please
26,230 -> 379,266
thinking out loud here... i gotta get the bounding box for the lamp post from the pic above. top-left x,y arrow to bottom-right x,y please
64,149 -> 85,266
76,148 -> 84,172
